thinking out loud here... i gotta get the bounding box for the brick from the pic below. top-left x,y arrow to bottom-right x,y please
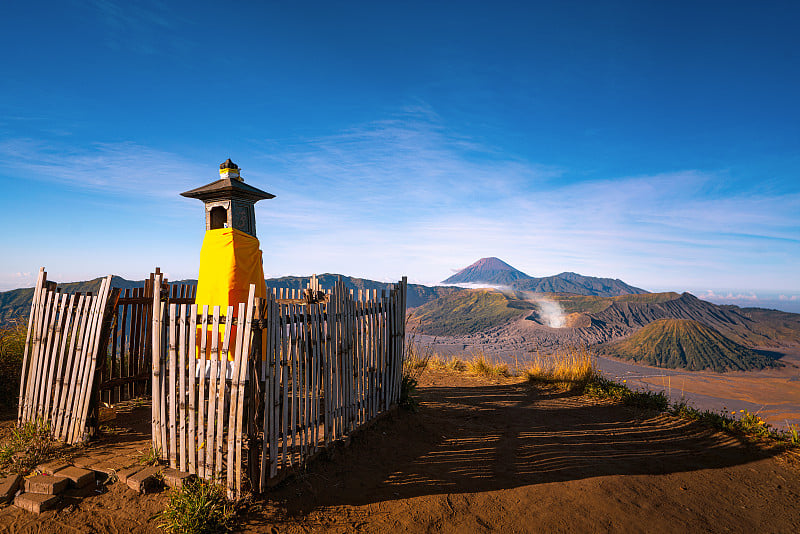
126,466 -> 163,493
90,461 -> 119,475
116,464 -> 146,484
14,492 -> 59,514
0,474 -> 21,503
71,456 -> 93,469
53,466 -> 95,488
24,474 -> 69,495
162,468 -> 196,489
38,460 -> 71,475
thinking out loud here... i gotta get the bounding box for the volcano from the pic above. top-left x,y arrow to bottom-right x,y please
441,257 -> 531,285
596,318 -> 779,372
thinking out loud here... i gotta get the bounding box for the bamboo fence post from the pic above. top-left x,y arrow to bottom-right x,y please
188,304 -> 198,474
18,268 -> 45,423
56,294 -> 90,441
151,273 -> 164,455
312,302 -> 321,453
281,302 -> 289,469
269,295 -> 280,479
43,294 -> 68,421
226,302 -> 247,498
179,303 -> 188,471
197,306 -> 209,478
30,287 -> 57,420
260,290 -> 274,489
215,306 -> 234,484
323,294 -> 332,445
168,303 -> 178,468
72,275 -> 113,443
205,306 -> 221,479
49,293 -> 76,425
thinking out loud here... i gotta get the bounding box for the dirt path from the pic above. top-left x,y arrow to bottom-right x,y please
1,371 -> 799,532
245,371 -> 800,533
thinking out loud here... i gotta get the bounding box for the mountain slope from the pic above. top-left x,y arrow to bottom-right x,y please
407,289 -> 531,336
441,257 -> 531,285
511,272 -> 647,296
595,319 -> 779,372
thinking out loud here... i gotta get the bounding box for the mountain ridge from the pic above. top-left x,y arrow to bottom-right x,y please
442,257 -> 647,297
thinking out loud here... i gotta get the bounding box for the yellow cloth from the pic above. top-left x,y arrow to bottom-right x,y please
195,228 -> 266,360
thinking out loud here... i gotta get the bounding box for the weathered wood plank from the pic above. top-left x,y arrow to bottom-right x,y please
204,306 -> 221,478
187,304 -> 198,475
197,305 -> 209,479
179,303 -> 188,472
151,273 -> 164,456
214,306 -> 234,482
168,303 -> 178,468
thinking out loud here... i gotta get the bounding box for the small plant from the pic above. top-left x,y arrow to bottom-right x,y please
139,445 -> 162,466
399,374 -> 420,412
0,418 -> 60,476
787,423 -> 799,446
159,478 -> 235,534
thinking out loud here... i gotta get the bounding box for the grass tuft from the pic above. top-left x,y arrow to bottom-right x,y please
465,353 -> 510,378
159,478 -> 235,534
139,445 -> 162,466
0,418 -> 61,476
521,348 -> 596,390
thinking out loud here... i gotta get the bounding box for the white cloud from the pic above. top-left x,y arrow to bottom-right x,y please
0,139 -> 205,198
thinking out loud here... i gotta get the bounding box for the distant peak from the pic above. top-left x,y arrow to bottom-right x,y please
441,257 -> 530,284
467,257 -> 518,271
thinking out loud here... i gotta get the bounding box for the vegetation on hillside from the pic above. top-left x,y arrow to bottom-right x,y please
408,289 -> 531,336
547,291 -> 681,315
597,318 -> 779,372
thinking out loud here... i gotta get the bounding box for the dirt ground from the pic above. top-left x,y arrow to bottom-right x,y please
1,370 -> 799,533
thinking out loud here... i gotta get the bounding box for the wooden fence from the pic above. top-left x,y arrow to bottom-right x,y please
18,269 -> 117,444
151,275 -> 408,498
99,272 -> 195,404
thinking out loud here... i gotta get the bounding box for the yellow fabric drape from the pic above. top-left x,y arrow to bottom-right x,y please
195,228 -> 266,360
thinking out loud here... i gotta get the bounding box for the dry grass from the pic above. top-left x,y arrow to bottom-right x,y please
406,345 -> 511,379
520,348 -> 596,389
405,343 -> 595,384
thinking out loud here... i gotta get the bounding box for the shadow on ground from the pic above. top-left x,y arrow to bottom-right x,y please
262,381 -> 782,514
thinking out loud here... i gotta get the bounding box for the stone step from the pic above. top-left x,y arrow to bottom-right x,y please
38,460 -> 71,476
14,492 -> 60,514
24,474 -> 69,495
53,466 -> 95,489
127,465 -> 164,493
162,468 -> 196,489
0,474 -> 21,504
116,464 -> 147,484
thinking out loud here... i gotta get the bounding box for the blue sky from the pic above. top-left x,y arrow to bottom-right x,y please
1,1 -> 799,312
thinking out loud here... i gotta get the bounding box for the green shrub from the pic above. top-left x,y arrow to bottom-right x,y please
159,479 -> 234,534
585,375 -> 669,411
0,418 -> 60,476
0,318 -> 27,407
